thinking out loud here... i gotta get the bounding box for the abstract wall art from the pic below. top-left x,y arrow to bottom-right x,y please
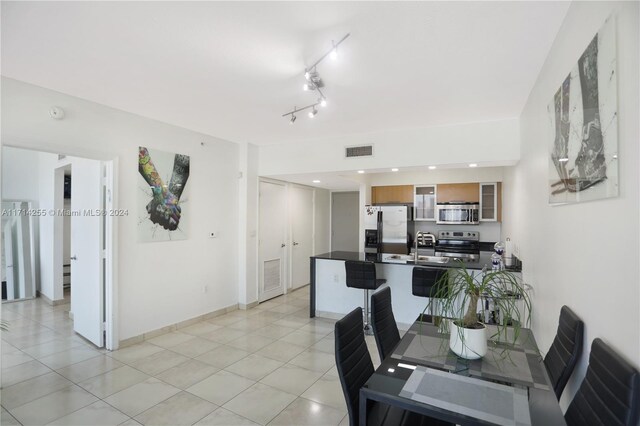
138,146 -> 190,242
548,16 -> 618,205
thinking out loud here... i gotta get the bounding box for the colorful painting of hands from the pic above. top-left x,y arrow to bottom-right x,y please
138,146 -> 190,242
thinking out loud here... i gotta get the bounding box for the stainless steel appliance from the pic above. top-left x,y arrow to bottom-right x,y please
436,202 -> 480,225
434,230 -> 480,260
363,205 -> 408,254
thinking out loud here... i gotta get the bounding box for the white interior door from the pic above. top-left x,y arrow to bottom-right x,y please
259,181 -> 287,302
290,186 -> 314,290
70,158 -> 104,347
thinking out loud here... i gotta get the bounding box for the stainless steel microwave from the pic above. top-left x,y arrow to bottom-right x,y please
436,202 -> 480,225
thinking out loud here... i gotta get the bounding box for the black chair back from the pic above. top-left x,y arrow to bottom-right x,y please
335,307 -> 375,426
371,287 -> 401,361
345,260 -> 378,290
544,305 -> 584,399
412,267 -> 447,297
565,338 -> 640,426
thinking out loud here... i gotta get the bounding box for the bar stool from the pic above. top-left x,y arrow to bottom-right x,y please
345,260 -> 386,334
412,267 -> 447,323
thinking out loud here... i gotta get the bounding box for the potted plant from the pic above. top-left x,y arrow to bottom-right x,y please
426,263 -> 531,360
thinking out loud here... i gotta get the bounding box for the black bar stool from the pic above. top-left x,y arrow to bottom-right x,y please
345,260 -> 386,334
412,267 -> 447,322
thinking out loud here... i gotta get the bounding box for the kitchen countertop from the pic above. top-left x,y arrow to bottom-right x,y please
311,251 -> 522,272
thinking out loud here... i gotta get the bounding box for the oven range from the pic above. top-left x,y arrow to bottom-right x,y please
434,230 -> 480,261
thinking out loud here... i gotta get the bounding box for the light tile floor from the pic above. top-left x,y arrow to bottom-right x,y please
1,286 -> 386,425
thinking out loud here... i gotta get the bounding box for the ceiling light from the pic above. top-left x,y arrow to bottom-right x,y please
312,180 -> 321,183
428,166 -> 437,170
308,107 -> 318,118
357,170 -> 365,174
558,157 -> 569,162
282,33 -> 350,122
469,163 -> 478,168
289,114 -> 296,124
391,168 -> 399,172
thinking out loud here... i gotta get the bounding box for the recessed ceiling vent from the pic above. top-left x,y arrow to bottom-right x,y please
345,145 -> 374,158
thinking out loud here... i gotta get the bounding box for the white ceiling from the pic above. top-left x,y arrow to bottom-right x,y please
1,1 -> 569,146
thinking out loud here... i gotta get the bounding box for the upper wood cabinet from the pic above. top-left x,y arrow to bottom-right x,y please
371,185 -> 414,204
436,183 -> 480,203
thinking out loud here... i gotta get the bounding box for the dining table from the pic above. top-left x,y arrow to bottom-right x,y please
359,319 -> 566,425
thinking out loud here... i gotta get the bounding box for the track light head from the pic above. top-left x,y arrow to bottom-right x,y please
304,70 -> 310,80
308,107 -> 318,118
290,114 -> 297,124
320,98 -> 327,107
330,41 -> 338,60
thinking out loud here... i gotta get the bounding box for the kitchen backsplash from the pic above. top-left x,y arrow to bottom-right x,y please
410,221 -> 502,243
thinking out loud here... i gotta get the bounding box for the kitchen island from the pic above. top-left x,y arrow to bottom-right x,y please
309,251 -> 521,326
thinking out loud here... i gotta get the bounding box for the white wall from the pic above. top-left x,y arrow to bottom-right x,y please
501,1 -> 639,409
1,78 -> 241,342
259,118 -> 520,176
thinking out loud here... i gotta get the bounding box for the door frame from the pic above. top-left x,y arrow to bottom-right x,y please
258,178 -> 289,301
7,145 -> 119,350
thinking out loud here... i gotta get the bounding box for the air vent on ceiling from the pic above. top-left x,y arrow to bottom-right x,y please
345,145 -> 373,158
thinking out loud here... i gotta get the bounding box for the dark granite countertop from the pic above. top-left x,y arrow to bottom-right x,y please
311,251 -> 522,272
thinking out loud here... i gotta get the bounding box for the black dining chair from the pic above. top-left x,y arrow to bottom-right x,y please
345,260 -> 386,334
371,286 -> 401,361
335,307 -> 451,426
412,267 -> 448,322
543,305 -> 584,399
564,338 -> 639,426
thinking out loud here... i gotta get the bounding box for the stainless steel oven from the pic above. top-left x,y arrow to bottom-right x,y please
434,231 -> 480,260
436,202 -> 480,225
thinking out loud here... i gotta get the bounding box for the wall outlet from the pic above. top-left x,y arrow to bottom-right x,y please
333,274 -> 339,283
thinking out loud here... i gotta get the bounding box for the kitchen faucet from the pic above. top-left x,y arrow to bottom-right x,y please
415,231 -> 436,262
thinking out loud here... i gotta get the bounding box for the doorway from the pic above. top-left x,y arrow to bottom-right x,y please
331,191 -> 360,252
1,146 -> 117,349
289,185 -> 314,290
258,180 -> 287,302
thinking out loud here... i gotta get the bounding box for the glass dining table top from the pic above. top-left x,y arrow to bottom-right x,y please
360,320 -> 566,425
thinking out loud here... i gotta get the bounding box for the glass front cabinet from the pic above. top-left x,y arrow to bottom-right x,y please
479,182 -> 500,221
414,185 -> 437,221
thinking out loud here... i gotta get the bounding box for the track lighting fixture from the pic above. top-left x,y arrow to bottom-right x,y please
283,33 -> 350,123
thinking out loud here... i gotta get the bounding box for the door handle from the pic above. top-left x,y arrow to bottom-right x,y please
293,242 -> 299,246
70,256 -> 78,260
281,244 -> 286,248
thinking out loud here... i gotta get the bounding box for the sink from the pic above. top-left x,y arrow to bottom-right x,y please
385,254 -> 450,264
385,254 -> 414,261
416,255 -> 450,264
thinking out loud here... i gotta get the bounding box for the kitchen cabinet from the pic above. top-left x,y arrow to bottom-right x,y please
371,185 -> 414,204
414,185 -> 437,221
436,183 -> 480,203
479,182 -> 502,222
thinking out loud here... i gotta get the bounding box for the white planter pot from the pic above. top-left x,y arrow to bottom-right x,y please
449,321 -> 488,360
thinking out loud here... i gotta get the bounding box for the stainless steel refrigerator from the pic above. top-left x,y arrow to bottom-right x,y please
363,205 -> 408,255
